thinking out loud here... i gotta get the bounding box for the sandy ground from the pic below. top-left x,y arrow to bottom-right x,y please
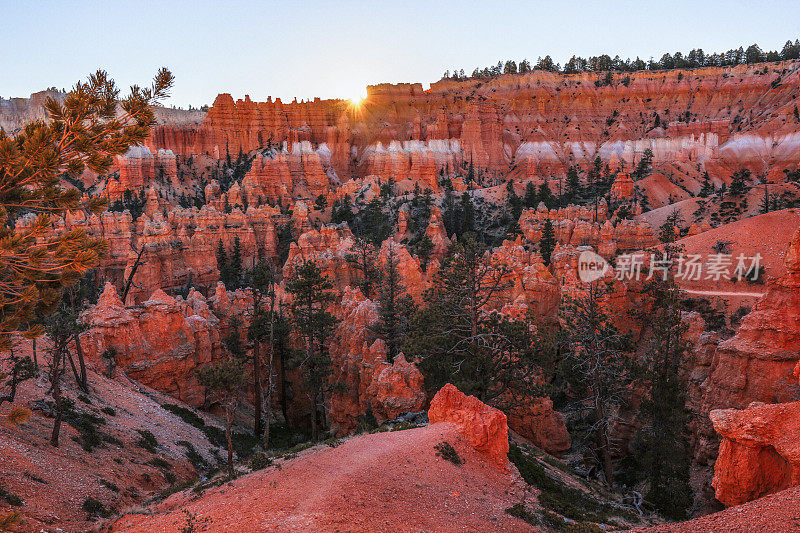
110,423 -> 535,533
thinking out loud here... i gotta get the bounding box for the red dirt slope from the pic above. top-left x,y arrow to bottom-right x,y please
635,485 -> 800,533
110,423 -> 534,532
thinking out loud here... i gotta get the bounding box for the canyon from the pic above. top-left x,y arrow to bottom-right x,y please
3,59 -> 800,532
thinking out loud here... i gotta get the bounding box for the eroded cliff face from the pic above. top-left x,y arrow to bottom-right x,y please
694,228 -> 800,506
710,361 -> 800,506
136,62 -> 800,198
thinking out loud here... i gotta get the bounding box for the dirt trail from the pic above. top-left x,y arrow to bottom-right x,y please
110,423 -> 534,532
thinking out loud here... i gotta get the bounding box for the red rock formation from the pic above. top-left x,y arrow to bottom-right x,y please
80,283 -> 223,406
505,397 -> 571,456
711,398 -> 800,506
144,63 -> 800,188
701,227 -> 800,412
329,288 -> 426,435
428,383 -> 510,467
610,172 -> 634,199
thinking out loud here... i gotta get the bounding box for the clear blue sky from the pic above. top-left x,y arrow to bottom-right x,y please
3,0 -> 799,108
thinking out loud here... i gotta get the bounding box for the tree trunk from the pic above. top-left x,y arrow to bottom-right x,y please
50,352 -> 63,447
226,410 -> 234,478
121,245 -> 146,304
264,292 -> 276,447
32,337 -> 38,369
74,333 -> 88,392
279,349 -> 288,425
253,339 -> 262,437
65,348 -> 82,390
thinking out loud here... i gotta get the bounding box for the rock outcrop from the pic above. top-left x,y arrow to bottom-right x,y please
329,288 -> 426,435
80,283 -> 223,406
428,383 -> 510,467
710,399 -> 800,507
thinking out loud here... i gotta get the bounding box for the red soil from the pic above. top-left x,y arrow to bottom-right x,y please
634,485 -> 800,533
109,423 -> 534,532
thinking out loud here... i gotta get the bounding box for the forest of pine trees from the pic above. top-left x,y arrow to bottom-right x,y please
444,39 -> 800,80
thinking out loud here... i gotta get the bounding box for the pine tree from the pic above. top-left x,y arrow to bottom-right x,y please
345,238 -> 381,299
658,211 -> 684,243
698,171 -> 714,197
370,244 -> 415,363
559,282 -> 635,486
229,236 -> 243,289
0,68 -> 173,349
42,302 -> 87,446
331,194 -> 355,225
523,182 -> 538,208
286,261 -> 338,440
632,148 -> 654,180
539,219 -> 556,265
506,181 -> 522,219
538,179 -> 554,209
408,238 -> 545,407
794,105 -> 799,122
248,260 -> 276,440
196,352 -> 248,478
459,192 -> 476,236
216,239 -> 230,287
564,166 -> 582,204
729,168 -> 752,196
631,244 -> 693,518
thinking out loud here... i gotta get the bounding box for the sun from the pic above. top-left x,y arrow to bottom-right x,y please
348,87 -> 368,106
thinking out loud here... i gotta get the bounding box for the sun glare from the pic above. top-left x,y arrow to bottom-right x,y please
348,87 -> 367,106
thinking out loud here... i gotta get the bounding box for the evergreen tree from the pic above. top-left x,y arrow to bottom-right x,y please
196,351 -> 248,478
630,244 -> 693,518
42,301 -> 88,446
286,261 -> 338,440
229,236 -> 244,289
729,168 -> 752,196
632,149 -> 654,180
794,105 -> 799,122
658,211 -> 684,243
345,238 -> 381,299
459,192 -> 476,237
0,68 -> 173,349
408,238 -> 545,407
539,219 -> 557,266
559,282 -> 635,486
370,244 -> 415,362
506,181 -> 523,219
331,194 -> 355,225
246,260 -> 277,440
524,181 -> 538,208
413,233 -> 435,271
538,179 -> 555,209
564,166 -> 582,204
216,239 -> 230,287
698,171 -> 714,197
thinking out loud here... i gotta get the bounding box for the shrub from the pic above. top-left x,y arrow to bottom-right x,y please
505,503 -> 537,525
0,485 -> 23,506
178,441 -> 208,471
249,452 -> 273,471
148,457 -> 172,471
434,441 -> 463,465
136,430 -> 158,453
100,407 -> 116,416
100,479 -> 120,492
82,497 -> 111,518
163,404 -> 206,430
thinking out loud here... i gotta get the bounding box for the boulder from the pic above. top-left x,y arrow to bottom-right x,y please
428,383 -> 509,467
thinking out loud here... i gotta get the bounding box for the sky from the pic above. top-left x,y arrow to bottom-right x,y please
2,0 -> 800,108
